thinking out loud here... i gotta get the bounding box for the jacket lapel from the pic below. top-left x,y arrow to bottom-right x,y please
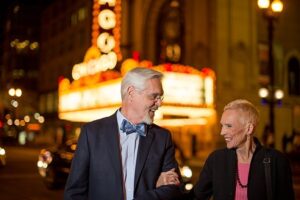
134,125 -> 154,190
105,114 -> 124,197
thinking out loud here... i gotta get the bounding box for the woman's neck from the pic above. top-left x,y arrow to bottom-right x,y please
236,137 -> 256,163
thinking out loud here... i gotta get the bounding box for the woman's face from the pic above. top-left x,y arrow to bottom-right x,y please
220,109 -> 248,149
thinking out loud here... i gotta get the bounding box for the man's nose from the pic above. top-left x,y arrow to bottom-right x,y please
155,98 -> 163,107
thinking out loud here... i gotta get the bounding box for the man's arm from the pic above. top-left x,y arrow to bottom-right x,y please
64,127 -> 89,200
156,168 -> 180,187
134,132 -> 184,200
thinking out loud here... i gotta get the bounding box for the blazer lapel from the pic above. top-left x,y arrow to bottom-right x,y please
105,114 -> 124,194
134,125 -> 154,190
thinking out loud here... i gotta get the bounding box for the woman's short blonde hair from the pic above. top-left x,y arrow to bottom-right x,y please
224,99 -> 260,127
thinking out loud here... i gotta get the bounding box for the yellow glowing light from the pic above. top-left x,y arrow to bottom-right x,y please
257,0 -> 270,9
59,78 -> 122,112
99,0 -> 116,6
15,88 -> 22,97
14,119 -> 20,126
98,9 -> 116,30
72,53 -> 117,80
38,116 -> 45,123
97,32 -> 116,53
120,58 -> 139,75
74,0 -> 121,79
8,88 -> 15,96
20,120 -> 26,126
258,88 -> 269,98
155,118 -> 208,127
204,77 -> 214,105
7,119 -> 13,126
158,106 -> 215,118
271,0 -> 283,13
84,46 -> 101,62
24,115 -> 30,122
59,106 -> 119,122
275,89 -> 284,100
166,44 -> 181,62
162,72 -> 203,106
30,42 -> 39,50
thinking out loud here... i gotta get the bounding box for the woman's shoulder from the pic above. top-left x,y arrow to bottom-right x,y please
259,147 -> 290,163
207,148 -> 235,160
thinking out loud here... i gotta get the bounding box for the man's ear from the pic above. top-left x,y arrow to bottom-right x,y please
127,86 -> 135,98
246,123 -> 254,135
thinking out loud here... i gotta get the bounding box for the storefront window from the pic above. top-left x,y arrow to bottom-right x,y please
288,57 -> 300,95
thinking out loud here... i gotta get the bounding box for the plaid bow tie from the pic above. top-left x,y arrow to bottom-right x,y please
120,119 -> 146,136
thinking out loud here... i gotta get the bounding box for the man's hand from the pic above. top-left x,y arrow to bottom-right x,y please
156,168 -> 180,188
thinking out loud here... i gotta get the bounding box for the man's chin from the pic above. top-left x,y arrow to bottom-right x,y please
143,116 -> 154,125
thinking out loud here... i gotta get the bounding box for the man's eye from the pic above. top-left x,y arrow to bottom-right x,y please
150,95 -> 156,100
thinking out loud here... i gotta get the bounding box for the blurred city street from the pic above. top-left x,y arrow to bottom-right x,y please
0,146 -> 64,200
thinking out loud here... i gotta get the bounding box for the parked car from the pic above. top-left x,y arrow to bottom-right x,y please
37,139 -> 77,189
0,146 -> 6,167
37,138 -> 193,190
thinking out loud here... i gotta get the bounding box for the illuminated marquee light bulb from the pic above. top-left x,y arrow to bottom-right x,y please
98,9 -> 116,30
99,51 -> 117,70
97,32 -> 116,53
99,0 -> 116,6
166,44 -> 181,61
107,51 -> 117,69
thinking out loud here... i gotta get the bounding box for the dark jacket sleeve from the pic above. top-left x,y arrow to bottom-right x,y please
272,150 -> 295,200
134,131 -> 184,200
191,152 -> 214,200
64,126 -> 89,200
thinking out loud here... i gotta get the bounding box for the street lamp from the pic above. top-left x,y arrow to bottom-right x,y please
8,87 -> 22,97
257,0 -> 283,146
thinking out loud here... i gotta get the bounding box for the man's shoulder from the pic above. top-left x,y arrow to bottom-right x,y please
83,114 -> 116,129
260,147 -> 289,161
149,123 -> 170,134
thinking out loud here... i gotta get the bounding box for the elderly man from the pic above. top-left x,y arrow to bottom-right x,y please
64,67 -> 182,200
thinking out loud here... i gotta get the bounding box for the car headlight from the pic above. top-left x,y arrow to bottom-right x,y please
0,147 -> 5,156
185,183 -> 194,191
37,149 -> 53,168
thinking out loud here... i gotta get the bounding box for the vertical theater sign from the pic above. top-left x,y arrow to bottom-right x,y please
58,0 -> 217,159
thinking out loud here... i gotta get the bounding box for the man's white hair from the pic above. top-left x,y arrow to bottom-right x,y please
120,67 -> 163,100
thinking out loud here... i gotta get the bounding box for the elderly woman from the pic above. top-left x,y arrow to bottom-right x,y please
191,99 -> 294,200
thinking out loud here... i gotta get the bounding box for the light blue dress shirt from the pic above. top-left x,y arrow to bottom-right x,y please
117,110 -> 142,200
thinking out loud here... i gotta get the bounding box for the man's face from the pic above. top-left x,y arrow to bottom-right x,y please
132,78 -> 164,124
220,109 -> 248,149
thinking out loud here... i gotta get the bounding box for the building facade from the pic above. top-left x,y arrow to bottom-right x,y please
0,1 -> 51,144
38,0 -> 300,153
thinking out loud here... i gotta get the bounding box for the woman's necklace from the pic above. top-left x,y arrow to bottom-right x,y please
236,163 -> 248,188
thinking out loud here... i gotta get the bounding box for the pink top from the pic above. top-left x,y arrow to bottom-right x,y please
235,162 -> 250,200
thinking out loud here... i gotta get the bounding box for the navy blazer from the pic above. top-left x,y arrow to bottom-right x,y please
64,112 -> 182,200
